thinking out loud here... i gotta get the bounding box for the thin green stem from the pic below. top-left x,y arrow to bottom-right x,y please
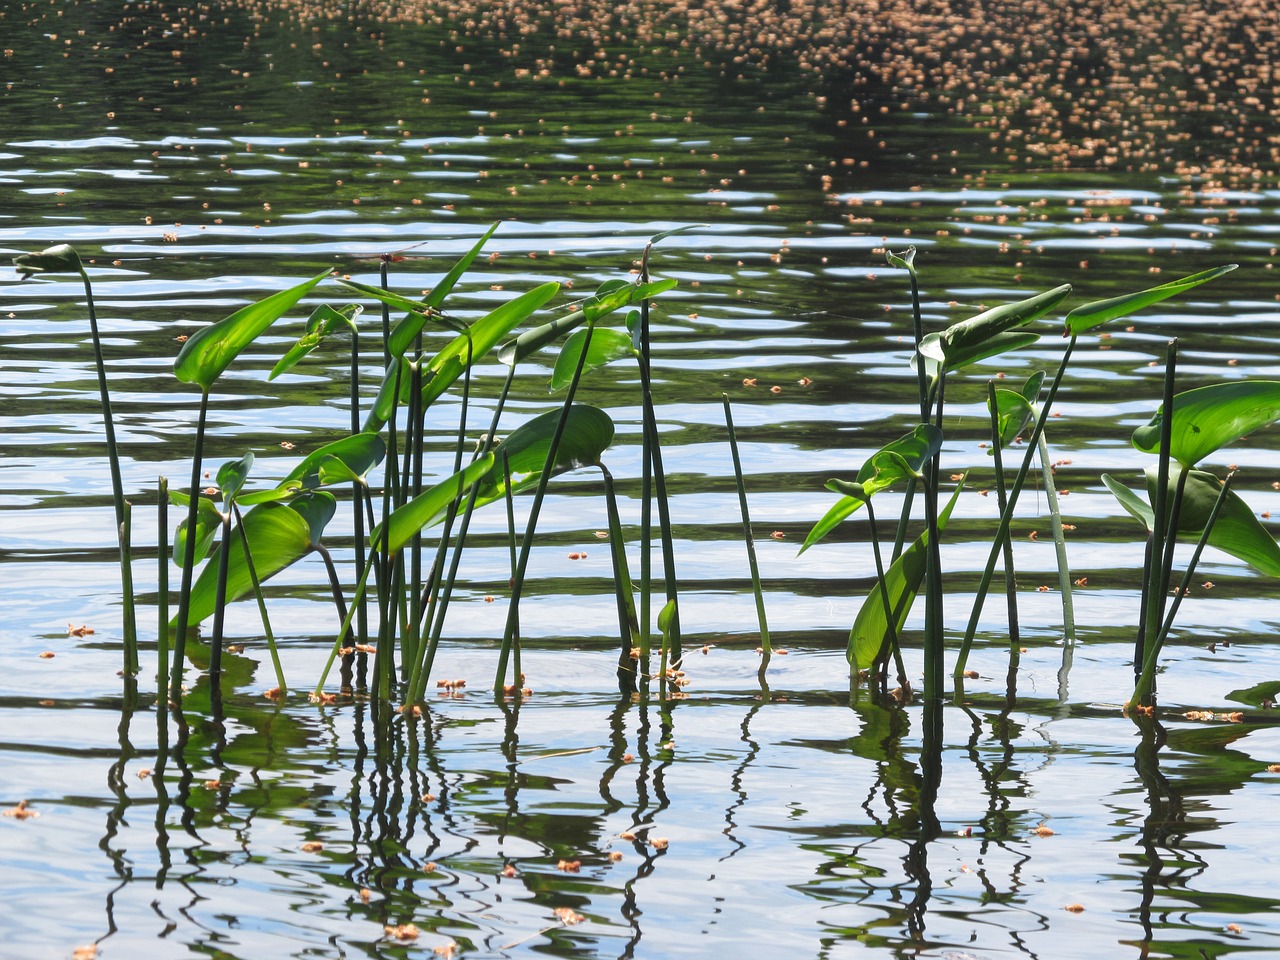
171,389 -> 211,702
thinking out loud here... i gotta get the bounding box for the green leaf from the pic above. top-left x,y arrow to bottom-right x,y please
14,243 -> 83,277
800,424 -> 943,554
217,453 -> 254,502
1132,380 -> 1280,467
1064,264 -> 1237,336
1020,370 -> 1046,403
175,271 -> 330,392
335,279 -> 468,337
1226,680 -> 1280,706
470,404 -> 616,509
1144,466 -> 1280,576
288,490 -> 337,547
376,454 -> 497,554
885,246 -> 917,276
989,387 -> 1035,451
550,327 -> 636,392
180,498 -> 314,626
942,284 -> 1071,358
914,331 -> 1040,378
419,281 -> 561,409
269,303 -> 362,380
500,277 -> 676,367
1102,473 -> 1154,532
171,491 -> 223,568
388,223 -> 499,357
237,434 -> 386,505
848,481 -> 964,670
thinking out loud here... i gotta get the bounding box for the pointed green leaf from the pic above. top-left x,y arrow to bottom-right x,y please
217,453 -> 254,502
388,223 -> 499,357
287,490 -> 337,547
848,481 -> 964,670
1102,473 -> 1154,532
14,243 -> 83,277
170,491 -> 223,568
550,327 -> 635,392
649,224 -> 707,246
1020,370 -> 1046,403
942,284 -> 1071,357
800,424 -> 944,554
269,303 -> 362,380
180,499 -> 313,626
377,454 -> 497,554
175,271 -> 330,391
470,404 -> 616,509
1133,380 -> 1280,467
418,281 -> 561,409
1144,466 -> 1280,576
237,434 -> 386,505
989,387 -> 1035,451
1064,264 -> 1237,335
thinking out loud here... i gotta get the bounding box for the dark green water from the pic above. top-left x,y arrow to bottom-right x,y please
5,4 -> 1280,959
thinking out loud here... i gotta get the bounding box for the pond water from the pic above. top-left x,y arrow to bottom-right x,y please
5,4 -> 1280,958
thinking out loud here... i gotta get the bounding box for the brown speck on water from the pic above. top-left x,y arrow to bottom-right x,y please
3,800 -> 38,820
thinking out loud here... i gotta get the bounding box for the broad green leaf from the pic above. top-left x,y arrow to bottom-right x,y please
14,243 -> 83,277
217,453 -> 254,502
376,454 -> 497,554
418,281 -> 561,409
237,434 -> 386,505
942,284 -> 1071,357
1144,466 -> 1280,576
470,404 -> 616,509
498,309 -> 590,366
1064,264 -> 1237,335
171,491 -> 223,568
848,481 -> 964,670
1020,370 -> 1046,403
1132,380 -> 1280,467
269,303 -> 362,380
179,499 -> 314,626
175,271 -> 330,391
1102,473 -> 1154,531
800,424 -> 944,554
363,355 -> 405,433
288,490 -> 337,546
1226,680 -> 1280,706
550,327 -> 635,392
989,387 -> 1034,451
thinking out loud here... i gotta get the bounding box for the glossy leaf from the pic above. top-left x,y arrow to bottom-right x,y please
1144,466 -> 1280,576
175,271 -> 330,391
1132,380 -> 1280,467
376,455 -> 497,554
387,223 -> 499,357
915,330 -> 1041,378
848,482 -> 964,670
180,498 -> 315,626
217,453 -> 254,502
237,434 -> 386,505
500,277 -> 676,367
550,327 -> 635,392
1106,467 -> 1280,575
942,284 -> 1071,358
14,243 -> 83,277
989,387 -> 1035,451
470,404 -> 616,509
363,355 -> 404,433
170,491 -> 222,568
421,281 -> 561,406
800,424 -> 944,554
336,279 -> 468,337
1064,264 -> 1237,335
269,303 -> 362,380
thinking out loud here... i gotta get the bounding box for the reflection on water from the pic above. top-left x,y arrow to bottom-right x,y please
6,4 -> 1280,959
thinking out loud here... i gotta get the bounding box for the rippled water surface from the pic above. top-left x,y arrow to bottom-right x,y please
5,5 -> 1280,959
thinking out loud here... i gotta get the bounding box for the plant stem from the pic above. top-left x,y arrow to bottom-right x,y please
722,396 -> 771,670
171,389 -> 211,703
1138,339 -> 1179,677
157,478 -> 169,692
1036,430 -> 1075,641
